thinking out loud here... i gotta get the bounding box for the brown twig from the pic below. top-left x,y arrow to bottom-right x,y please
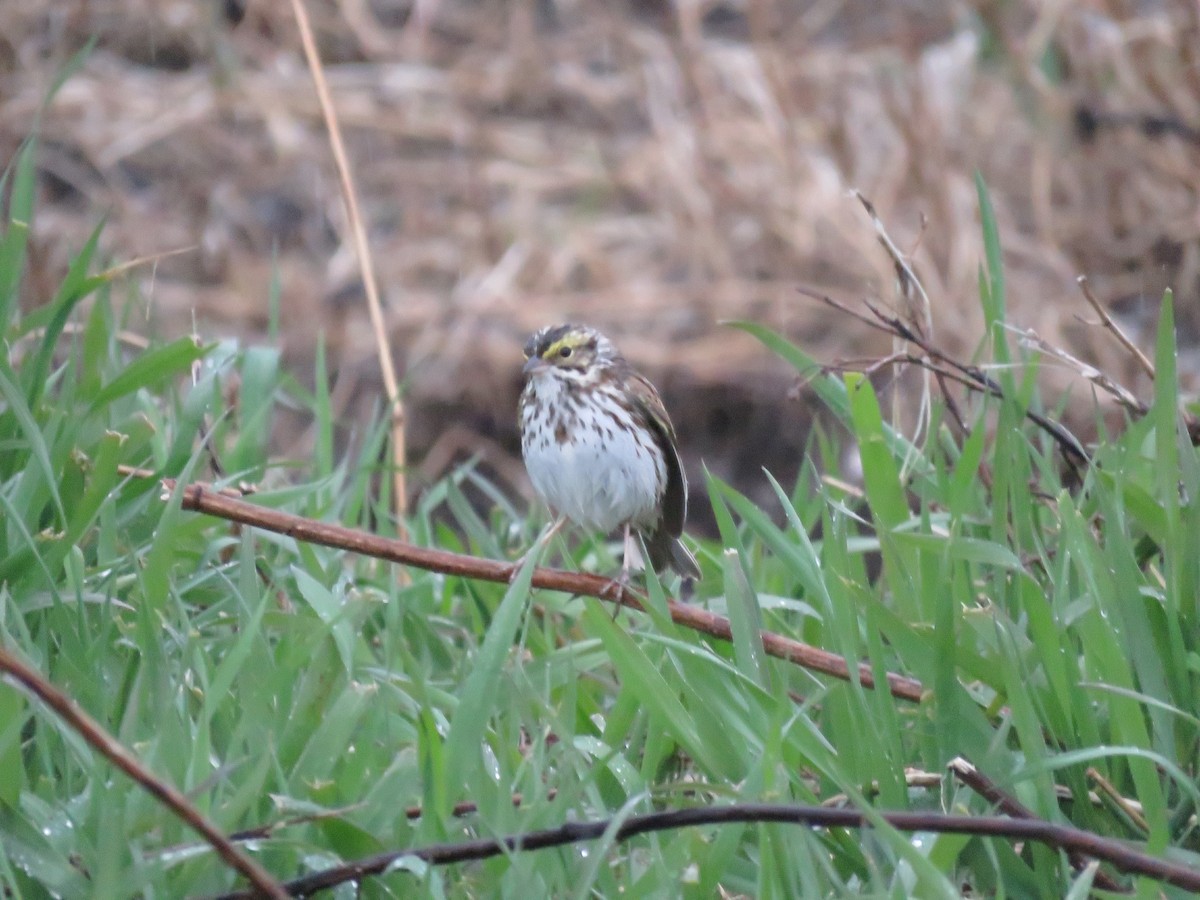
289,0 -> 408,529
1087,767 -> 1151,834
1076,275 -> 1156,381
167,479 -> 925,703
206,800 -> 1200,898
949,757 -> 1127,893
0,647 -> 287,900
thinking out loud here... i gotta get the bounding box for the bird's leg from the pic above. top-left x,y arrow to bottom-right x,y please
511,515 -> 568,582
603,524 -> 640,616
620,524 -> 639,588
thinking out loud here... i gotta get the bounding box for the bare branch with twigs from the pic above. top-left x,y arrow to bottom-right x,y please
804,262 -> 1200,458
798,285 -> 1090,470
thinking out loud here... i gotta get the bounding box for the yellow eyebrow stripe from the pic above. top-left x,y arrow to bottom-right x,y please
542,337 -> 574,358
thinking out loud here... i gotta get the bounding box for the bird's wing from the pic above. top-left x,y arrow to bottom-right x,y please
625,370 -> 688,537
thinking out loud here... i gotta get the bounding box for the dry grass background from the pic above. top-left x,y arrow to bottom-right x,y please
3,0 -> 1199,516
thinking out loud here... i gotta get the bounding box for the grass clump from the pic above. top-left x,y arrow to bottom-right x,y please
3,137 -> 1200,898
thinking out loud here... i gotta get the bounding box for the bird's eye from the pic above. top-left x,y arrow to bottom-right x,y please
559,346 -> 572,358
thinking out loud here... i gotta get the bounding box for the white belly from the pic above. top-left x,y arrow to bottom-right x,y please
521,379 -> 665,534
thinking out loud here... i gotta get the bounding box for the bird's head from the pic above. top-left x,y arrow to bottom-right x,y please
522,324 -> 619,380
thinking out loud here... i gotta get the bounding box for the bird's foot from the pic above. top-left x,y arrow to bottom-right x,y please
603,570 -> 634,619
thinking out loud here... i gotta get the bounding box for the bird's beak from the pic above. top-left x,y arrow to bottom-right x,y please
523,356 -> 549,376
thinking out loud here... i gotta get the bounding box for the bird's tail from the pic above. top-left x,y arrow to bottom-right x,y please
645,529 -> 702,581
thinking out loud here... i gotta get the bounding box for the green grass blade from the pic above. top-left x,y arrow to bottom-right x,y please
442,556 -> 536,809
845,372 -> 908,530
975,172 -> 1011,374
0,139 -> 37,327
722,548 -> 769,690
88,337 -> 210,410
21,224 -> 106,408
584,602 -> 724,776
0,357 -> 64,522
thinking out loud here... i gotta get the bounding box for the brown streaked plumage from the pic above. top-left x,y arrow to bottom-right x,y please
518,323 -> 701,580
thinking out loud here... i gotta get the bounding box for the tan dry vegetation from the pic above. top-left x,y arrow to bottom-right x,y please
2,0 -> 1199,514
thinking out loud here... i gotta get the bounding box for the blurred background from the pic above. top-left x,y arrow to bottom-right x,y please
2,0 -> 1198,521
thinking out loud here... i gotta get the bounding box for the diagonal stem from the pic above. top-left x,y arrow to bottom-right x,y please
0,647 -> 287,899
167,479 -> 925,702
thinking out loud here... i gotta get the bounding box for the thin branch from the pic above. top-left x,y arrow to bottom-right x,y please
854,190 -> 933,341
1077,275 -> 1155,381
1013,326 -> 1147,418
0,647 -> 287,900
950,757 -> 1127,893
1088,767 -> 1151,834
167,480 -> 925,702
206,800 -> 1200,898
798,284 -> 895,335
289,0 -> 408,528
